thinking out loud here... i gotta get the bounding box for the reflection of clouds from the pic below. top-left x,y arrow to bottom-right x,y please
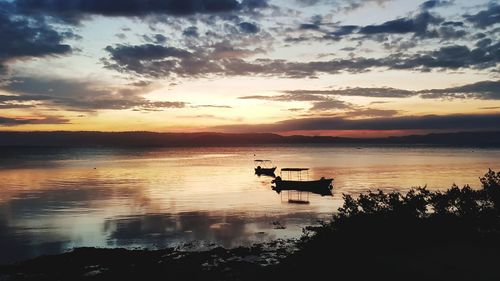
1,180 -> 145,218
104,212 -> 271,249
0,177 -> 148,264
103,211 -> 326,250
0,216 -> 69,264
0,177 -> 326,264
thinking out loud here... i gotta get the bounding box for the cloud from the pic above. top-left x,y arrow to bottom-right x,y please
283,87 -> 415,98
241,0 -> 269,9
239,92 -> 353,111
418,80 -> 500,100
300,23 -> 321,30
385,43 -> 499,71
239,80 -> 500,101
323,25 -> 359,39
0,115 -> 70,126
102,42 -> 266,78
239,93 -> 327,102
0,4 -> 72,74
309,99 -> 352,111
95,3 -> 498,80
0,77 -> 187,111
464,3 -> 500,28
359,12 -> 442,36
320,11 -> 467,42
211,114 -> 500,132
191,104 -> 233,108
103,44 -> 193,77
343,108 -> 399,117
13,0 -> 269,24
238,21 -> 259,33
419,0 -> 454,10
183,26 -> 199,37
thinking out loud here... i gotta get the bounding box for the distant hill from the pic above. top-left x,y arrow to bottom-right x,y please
0,131 -> 499,147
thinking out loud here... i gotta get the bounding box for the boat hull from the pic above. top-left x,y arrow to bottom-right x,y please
273,178 -> 333,196
255,167 -> 277,175
274,178 -> 332,189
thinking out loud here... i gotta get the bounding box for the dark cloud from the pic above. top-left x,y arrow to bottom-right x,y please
105,44 -> 191,62
211,114 -> 500,132
433,25 -> 466,40
295,0 -> 322,5
338,0 -> 394,12
309,99 -> 352,111
238,21 -> 259,33
1,77 -> 187,111
241,0 -> 269,9
103,42 -> 268,78
0,115 -> 70,126
418,80 -> 500,100
300,23 -> 320,30
396,43 -> 500,70
359,12 -> 442,36
320,11 -> 460,42
103,44 -> 194,76
239,80 -> 500,101
343,108 -> 399,117
283,87 -> 415,98
326,25 -> 359,37
154,34 -> 167,44
111,46 -> 496,77
183,26 -> 199,37
476,38 -> 492,48
103,40 -> 499,78
441,21 -> 463,27
0,4 -> 72,73
464,3 -> 500,28
420,0 -> 453,10
13,0 -> 266,24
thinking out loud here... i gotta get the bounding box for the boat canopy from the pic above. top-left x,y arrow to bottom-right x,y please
281,168 -> 309,171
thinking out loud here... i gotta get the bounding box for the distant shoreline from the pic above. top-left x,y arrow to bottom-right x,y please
0,131 -> 499,147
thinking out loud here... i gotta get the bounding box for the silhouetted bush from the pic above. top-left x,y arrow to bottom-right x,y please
481,169 -> 500,209
331,169 -> 500,222
289,170 -> 500,281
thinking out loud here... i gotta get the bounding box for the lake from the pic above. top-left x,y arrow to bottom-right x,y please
0,145 -> 499,263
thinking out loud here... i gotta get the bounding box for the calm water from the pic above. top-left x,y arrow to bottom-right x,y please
0,146 -> 499,263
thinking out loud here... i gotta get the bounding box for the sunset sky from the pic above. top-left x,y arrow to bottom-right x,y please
0,0 -> 498,136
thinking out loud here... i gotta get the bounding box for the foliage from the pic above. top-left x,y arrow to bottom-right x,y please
335,169 -> 500,221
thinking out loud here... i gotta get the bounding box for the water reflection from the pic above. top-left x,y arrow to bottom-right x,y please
255,171 -> 276,178
104,212 -> 293,248
0,146 -> 498,264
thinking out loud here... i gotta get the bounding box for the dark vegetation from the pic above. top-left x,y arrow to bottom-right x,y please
0,131 -> 499,147
1,170 -> 500,281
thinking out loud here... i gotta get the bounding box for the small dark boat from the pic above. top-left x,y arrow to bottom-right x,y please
272,168 -> 333,196
254,160 -> 277,176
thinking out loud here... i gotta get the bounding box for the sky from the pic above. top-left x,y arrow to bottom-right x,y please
0,0 -> 498,137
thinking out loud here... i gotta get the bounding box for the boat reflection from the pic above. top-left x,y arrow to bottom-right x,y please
272,184 -> 333,197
